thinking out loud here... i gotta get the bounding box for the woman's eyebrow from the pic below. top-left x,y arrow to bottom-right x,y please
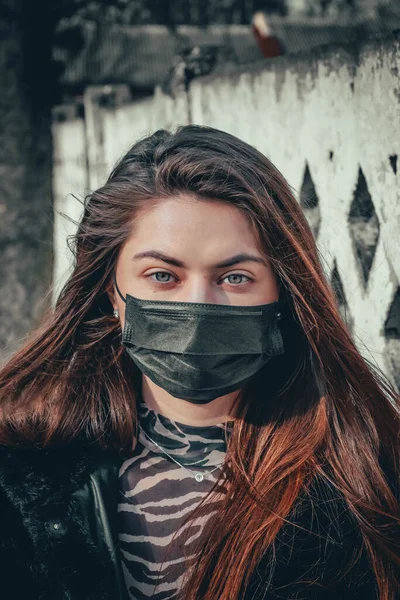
131,250 -> 267,269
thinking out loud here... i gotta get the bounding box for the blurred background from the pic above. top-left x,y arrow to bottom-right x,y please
0,0 -> 399,389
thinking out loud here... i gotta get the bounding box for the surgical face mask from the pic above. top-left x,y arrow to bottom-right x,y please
114,276 -> 285,404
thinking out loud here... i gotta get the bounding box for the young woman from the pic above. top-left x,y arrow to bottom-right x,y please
0,125 -> 398,600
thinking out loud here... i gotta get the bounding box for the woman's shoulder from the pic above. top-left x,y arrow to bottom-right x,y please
254,472 -> 380,598
0,442 -> 121,497
286,461 -> 399,537
276,472 -> 362,552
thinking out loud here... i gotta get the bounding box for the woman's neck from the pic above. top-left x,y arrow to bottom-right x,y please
140,375 -> 239,426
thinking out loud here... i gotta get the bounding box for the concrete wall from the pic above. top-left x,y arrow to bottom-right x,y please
52,115 -> 88,301
52,30 -> 400,389
94,86 -> 190,188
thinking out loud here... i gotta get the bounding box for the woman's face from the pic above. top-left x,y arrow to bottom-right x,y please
111,195 -> 279,327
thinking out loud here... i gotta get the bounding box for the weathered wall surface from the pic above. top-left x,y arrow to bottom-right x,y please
52,115 -> 88,301
52,31 -> 400,388
101,88 -> 191,183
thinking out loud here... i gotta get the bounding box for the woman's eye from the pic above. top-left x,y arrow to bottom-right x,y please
223,274 -> 251,286
148,272 -> 174,284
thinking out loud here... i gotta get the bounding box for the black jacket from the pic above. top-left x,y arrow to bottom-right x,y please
0,443 -> 384,600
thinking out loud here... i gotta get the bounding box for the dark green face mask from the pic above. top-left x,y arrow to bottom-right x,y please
114,276 -> 285,404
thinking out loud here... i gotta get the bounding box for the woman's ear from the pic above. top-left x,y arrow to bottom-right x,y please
105,278 -> 117,311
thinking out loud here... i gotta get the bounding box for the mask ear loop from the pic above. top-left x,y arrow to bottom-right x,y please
113,273 -> 127,304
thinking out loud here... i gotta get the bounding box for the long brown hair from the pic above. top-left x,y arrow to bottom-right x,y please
0,125 -> 399,599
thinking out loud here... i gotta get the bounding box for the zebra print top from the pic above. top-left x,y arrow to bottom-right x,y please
117,393 -> 234,600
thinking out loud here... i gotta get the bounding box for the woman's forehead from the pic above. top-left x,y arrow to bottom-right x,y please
121,196 -> 265,259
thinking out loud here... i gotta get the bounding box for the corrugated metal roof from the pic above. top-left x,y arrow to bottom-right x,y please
56,16 -> 400,92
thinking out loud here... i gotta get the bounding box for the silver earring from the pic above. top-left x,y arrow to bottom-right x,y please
113,308 -> 119,318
